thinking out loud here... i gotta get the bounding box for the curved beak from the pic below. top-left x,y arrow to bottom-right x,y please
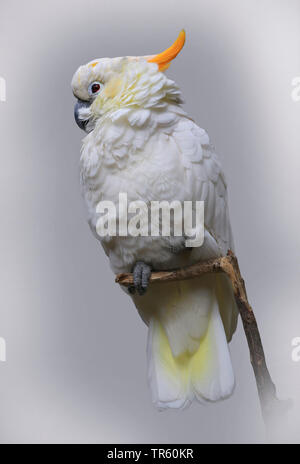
74,99 -> 91,131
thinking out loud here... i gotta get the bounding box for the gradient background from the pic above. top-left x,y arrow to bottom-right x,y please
0,0 -> 299,444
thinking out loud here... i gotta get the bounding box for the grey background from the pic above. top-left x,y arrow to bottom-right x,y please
0,0 -> 299,444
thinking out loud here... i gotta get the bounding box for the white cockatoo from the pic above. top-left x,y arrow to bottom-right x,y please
71,31 -> 238,409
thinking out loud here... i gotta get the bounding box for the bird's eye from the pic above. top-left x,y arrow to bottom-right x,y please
88,81 -> 103,96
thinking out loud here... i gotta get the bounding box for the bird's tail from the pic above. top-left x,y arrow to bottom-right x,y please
145,274 -> 237,409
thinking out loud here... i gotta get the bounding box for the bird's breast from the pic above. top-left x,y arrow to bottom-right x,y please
79,120 -> 191,272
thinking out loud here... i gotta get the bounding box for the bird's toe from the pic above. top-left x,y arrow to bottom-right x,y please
132,261 -> 152,295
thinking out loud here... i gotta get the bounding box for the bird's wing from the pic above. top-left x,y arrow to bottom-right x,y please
171,116 -> 234,255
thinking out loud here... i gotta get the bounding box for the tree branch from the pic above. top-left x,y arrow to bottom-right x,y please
116,250 -> 289,426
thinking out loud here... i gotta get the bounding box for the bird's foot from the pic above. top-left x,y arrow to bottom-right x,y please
129,261 -> 152,296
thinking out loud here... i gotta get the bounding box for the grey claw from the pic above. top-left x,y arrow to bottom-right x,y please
132,261 -> 152,295
128,286 -> 136,295
137,286 -> 146,296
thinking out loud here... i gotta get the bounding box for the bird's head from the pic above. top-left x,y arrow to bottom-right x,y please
72,30 -> 185,133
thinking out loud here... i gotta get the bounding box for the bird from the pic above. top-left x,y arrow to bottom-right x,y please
71,30 -> 238,409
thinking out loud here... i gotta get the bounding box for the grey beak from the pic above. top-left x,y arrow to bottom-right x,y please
74,99 -> 91,131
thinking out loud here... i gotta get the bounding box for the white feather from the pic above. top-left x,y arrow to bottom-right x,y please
73,58 -> 238,409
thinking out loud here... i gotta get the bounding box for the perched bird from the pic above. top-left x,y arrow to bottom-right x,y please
72,31 -> 238,409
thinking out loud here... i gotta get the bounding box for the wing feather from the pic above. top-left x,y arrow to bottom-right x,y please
172,117 -> 234,255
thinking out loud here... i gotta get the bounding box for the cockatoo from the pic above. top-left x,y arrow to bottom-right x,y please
71,31 -> 238,409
